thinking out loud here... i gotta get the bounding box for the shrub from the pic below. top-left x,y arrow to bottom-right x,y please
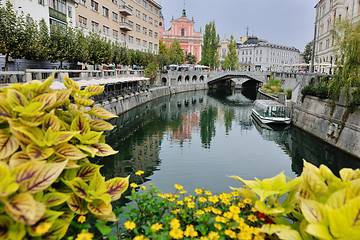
231,160 -> 360,240
0,74 -> 129,239
286,89 -> 292,99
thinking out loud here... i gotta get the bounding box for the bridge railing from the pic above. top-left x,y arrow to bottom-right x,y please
0,69 -> 145,87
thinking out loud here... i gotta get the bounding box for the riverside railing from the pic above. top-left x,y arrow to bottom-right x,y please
0,69 -> 145,87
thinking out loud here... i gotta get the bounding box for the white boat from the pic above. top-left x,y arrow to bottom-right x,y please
252,100 -> 291,124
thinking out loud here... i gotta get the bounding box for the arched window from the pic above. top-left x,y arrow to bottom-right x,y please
181,28 -> 185,36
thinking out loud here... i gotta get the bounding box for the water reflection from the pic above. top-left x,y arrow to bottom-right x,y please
98,88 -> 360,198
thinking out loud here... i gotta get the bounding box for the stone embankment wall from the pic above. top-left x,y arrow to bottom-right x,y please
98,83 -> 208,116
292,95 -> 360,158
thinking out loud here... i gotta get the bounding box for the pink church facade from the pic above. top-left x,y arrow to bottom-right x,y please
162,11 -> 202,63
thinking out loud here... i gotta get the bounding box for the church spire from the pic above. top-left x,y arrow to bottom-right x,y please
182,0 -> 187,17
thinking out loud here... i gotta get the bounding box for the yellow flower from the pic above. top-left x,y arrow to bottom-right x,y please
208,231 -> 220,240
172,209 -> 181,214
180,190 -> 187,194
223,211 -> 233,219
177,200 -> 184,205
196,210 -> 205,215
149,183 -> 153,186
205,190 -> 212,195
151,223 -> 163,232
231,191 -> 240,197
214,223 -> 222,230
225,229 -> 236,239
247,214 -> 258,222
78,215 -> 86,223
174,194 -> 180,199
187,202 -> 195,209
75,232 -> 94,240
195,188 -> 203,195
170,218 -> 181,229
130,183 -> 138,188
168,198 -> 175,202
184,225 -> 198,238
199,197 -> 207,203
174,184 -> 184,190
237,230 -> 253,240
244,198 -> 252,204
208,196 -> 219,203
158,193 -> 165,198
254,233 -> 266,240
124,221 -> 136,230
133,235 -> 149,240
229,206 -> 240,214
211,208 -> 222,215
35,222 -> 52,235
135,170 -> 144,175
251,207 -> 257,212
169,228 -> 184,239
238,202 -> 245,208
140,186 -> 146,190
184,197 -> 192,202
200,237 -> 209,240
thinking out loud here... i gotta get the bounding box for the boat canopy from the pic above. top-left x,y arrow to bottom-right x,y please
253,100 -> 291,118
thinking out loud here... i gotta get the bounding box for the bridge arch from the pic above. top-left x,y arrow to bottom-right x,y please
161,77 -> 167,86
185,75 -> 190,82
199,75 -> 204,82
192,75 -> 197,82
177,75 -> 182,82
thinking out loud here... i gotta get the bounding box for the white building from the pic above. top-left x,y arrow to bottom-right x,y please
8,0 -> 76,28
236,36 -> 300,72
314,0 -> 360,74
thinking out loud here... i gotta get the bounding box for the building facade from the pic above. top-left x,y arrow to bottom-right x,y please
8,0 -> 76,28
314,0 -> 360,74
162,8 -> 202,63
76,0 -> 161,53
236,36 -> 300,71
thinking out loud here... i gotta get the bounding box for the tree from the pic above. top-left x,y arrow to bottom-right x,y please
168,39 -> 184,64
67,27 -> 89,64
157,39 -> 169,67
185,52 -> 197,64
144,62 -> 159,84
0,1 -> 26,70
200,20 -> 220,69
303,41 -> 312,64
87,31 -> 113,67
49,24 -> 72,68
223,35 -> 239,70
33,19 -> 51,62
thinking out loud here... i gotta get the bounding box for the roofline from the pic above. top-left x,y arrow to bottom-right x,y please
149,0 -> 162,9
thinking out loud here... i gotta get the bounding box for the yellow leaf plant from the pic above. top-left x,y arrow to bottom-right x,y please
0,74 -> 129,239
230,160 -> 360,240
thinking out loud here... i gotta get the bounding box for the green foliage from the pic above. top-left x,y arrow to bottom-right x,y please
301,77 -> 330,101
185,52 -> 197,64
303,41 -> 313,64
87,31 -> 113,66
223,35 -> 239,71
168,39 -> 185,65
231,160 -> 360,240
286,89 -> 292,100
200,20 -> 220,70
157,39 -> 170,67
0,74 -> 129,239
261,76 -> 282,96
144,62 -> 159,84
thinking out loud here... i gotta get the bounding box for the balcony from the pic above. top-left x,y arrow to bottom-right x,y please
119,21 -> 133,31
49,8 -> 66,22
119,4 -> 133,16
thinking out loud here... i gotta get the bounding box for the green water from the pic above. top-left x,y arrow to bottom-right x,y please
98,88 -> 360,196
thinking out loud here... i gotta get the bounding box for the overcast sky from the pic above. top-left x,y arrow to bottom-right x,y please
159,0 -> 318,51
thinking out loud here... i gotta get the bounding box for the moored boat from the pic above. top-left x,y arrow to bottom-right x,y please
251,100 -> 291,124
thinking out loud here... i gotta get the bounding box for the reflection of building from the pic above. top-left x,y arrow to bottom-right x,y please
236,36 -> 300,72
170,111 -> 200,141
162,5 -> 202,63
132,135 -> 161,171
313,0 -> 360,74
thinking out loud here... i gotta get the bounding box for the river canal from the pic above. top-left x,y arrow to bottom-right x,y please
99,88 -> 360,196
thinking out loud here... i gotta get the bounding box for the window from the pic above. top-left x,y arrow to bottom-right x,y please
154,44 -> 158,50
143,13 -> 147,21
143,27 -> 147,34
142,0 -> 147,8
149,4 -> 153,12
68,6 -> 72,18
121,33 -> 126,41
143,40 -> 147,47
78,15 -> 87,28
136,24 -> 140,32
38,0 -> 45,5
129,36 -> 134,44
136,10 -> 140,18
79,0 -> 86,6
91,0 -> 98,12
112,0 -> 118,4
149,30 -> 153,37
49,0 -> 66,14
92,21 -> 99,32
103,25 -> 109,36
181,28 -> 185,36
136,38 -> 141,46
149,42 -> 153,50
155,20 -> 158,27
113,29 -> 118,39
155,9 -> 158,15
149,17 -> 153,24
102,6 -> 109,17
154,32 -> 158,39
112,12 -> 118,22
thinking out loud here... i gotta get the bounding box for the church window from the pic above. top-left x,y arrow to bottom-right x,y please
181,28 -> 185,36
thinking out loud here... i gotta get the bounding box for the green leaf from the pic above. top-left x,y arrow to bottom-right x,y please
105,176 -> 130,201
88,107 -> 118,120
7,89 -> 28,108
54,143 -> 88,160
70,115 -> 90,134
43,192 -> 70,207
76,163 -> 101,181
92,143 -> 118,157
95,220 -> 112,235
0,131 -> 19,159
66,194 -> 88,215
306,223 -> 333,240
66,177 -> 90,201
